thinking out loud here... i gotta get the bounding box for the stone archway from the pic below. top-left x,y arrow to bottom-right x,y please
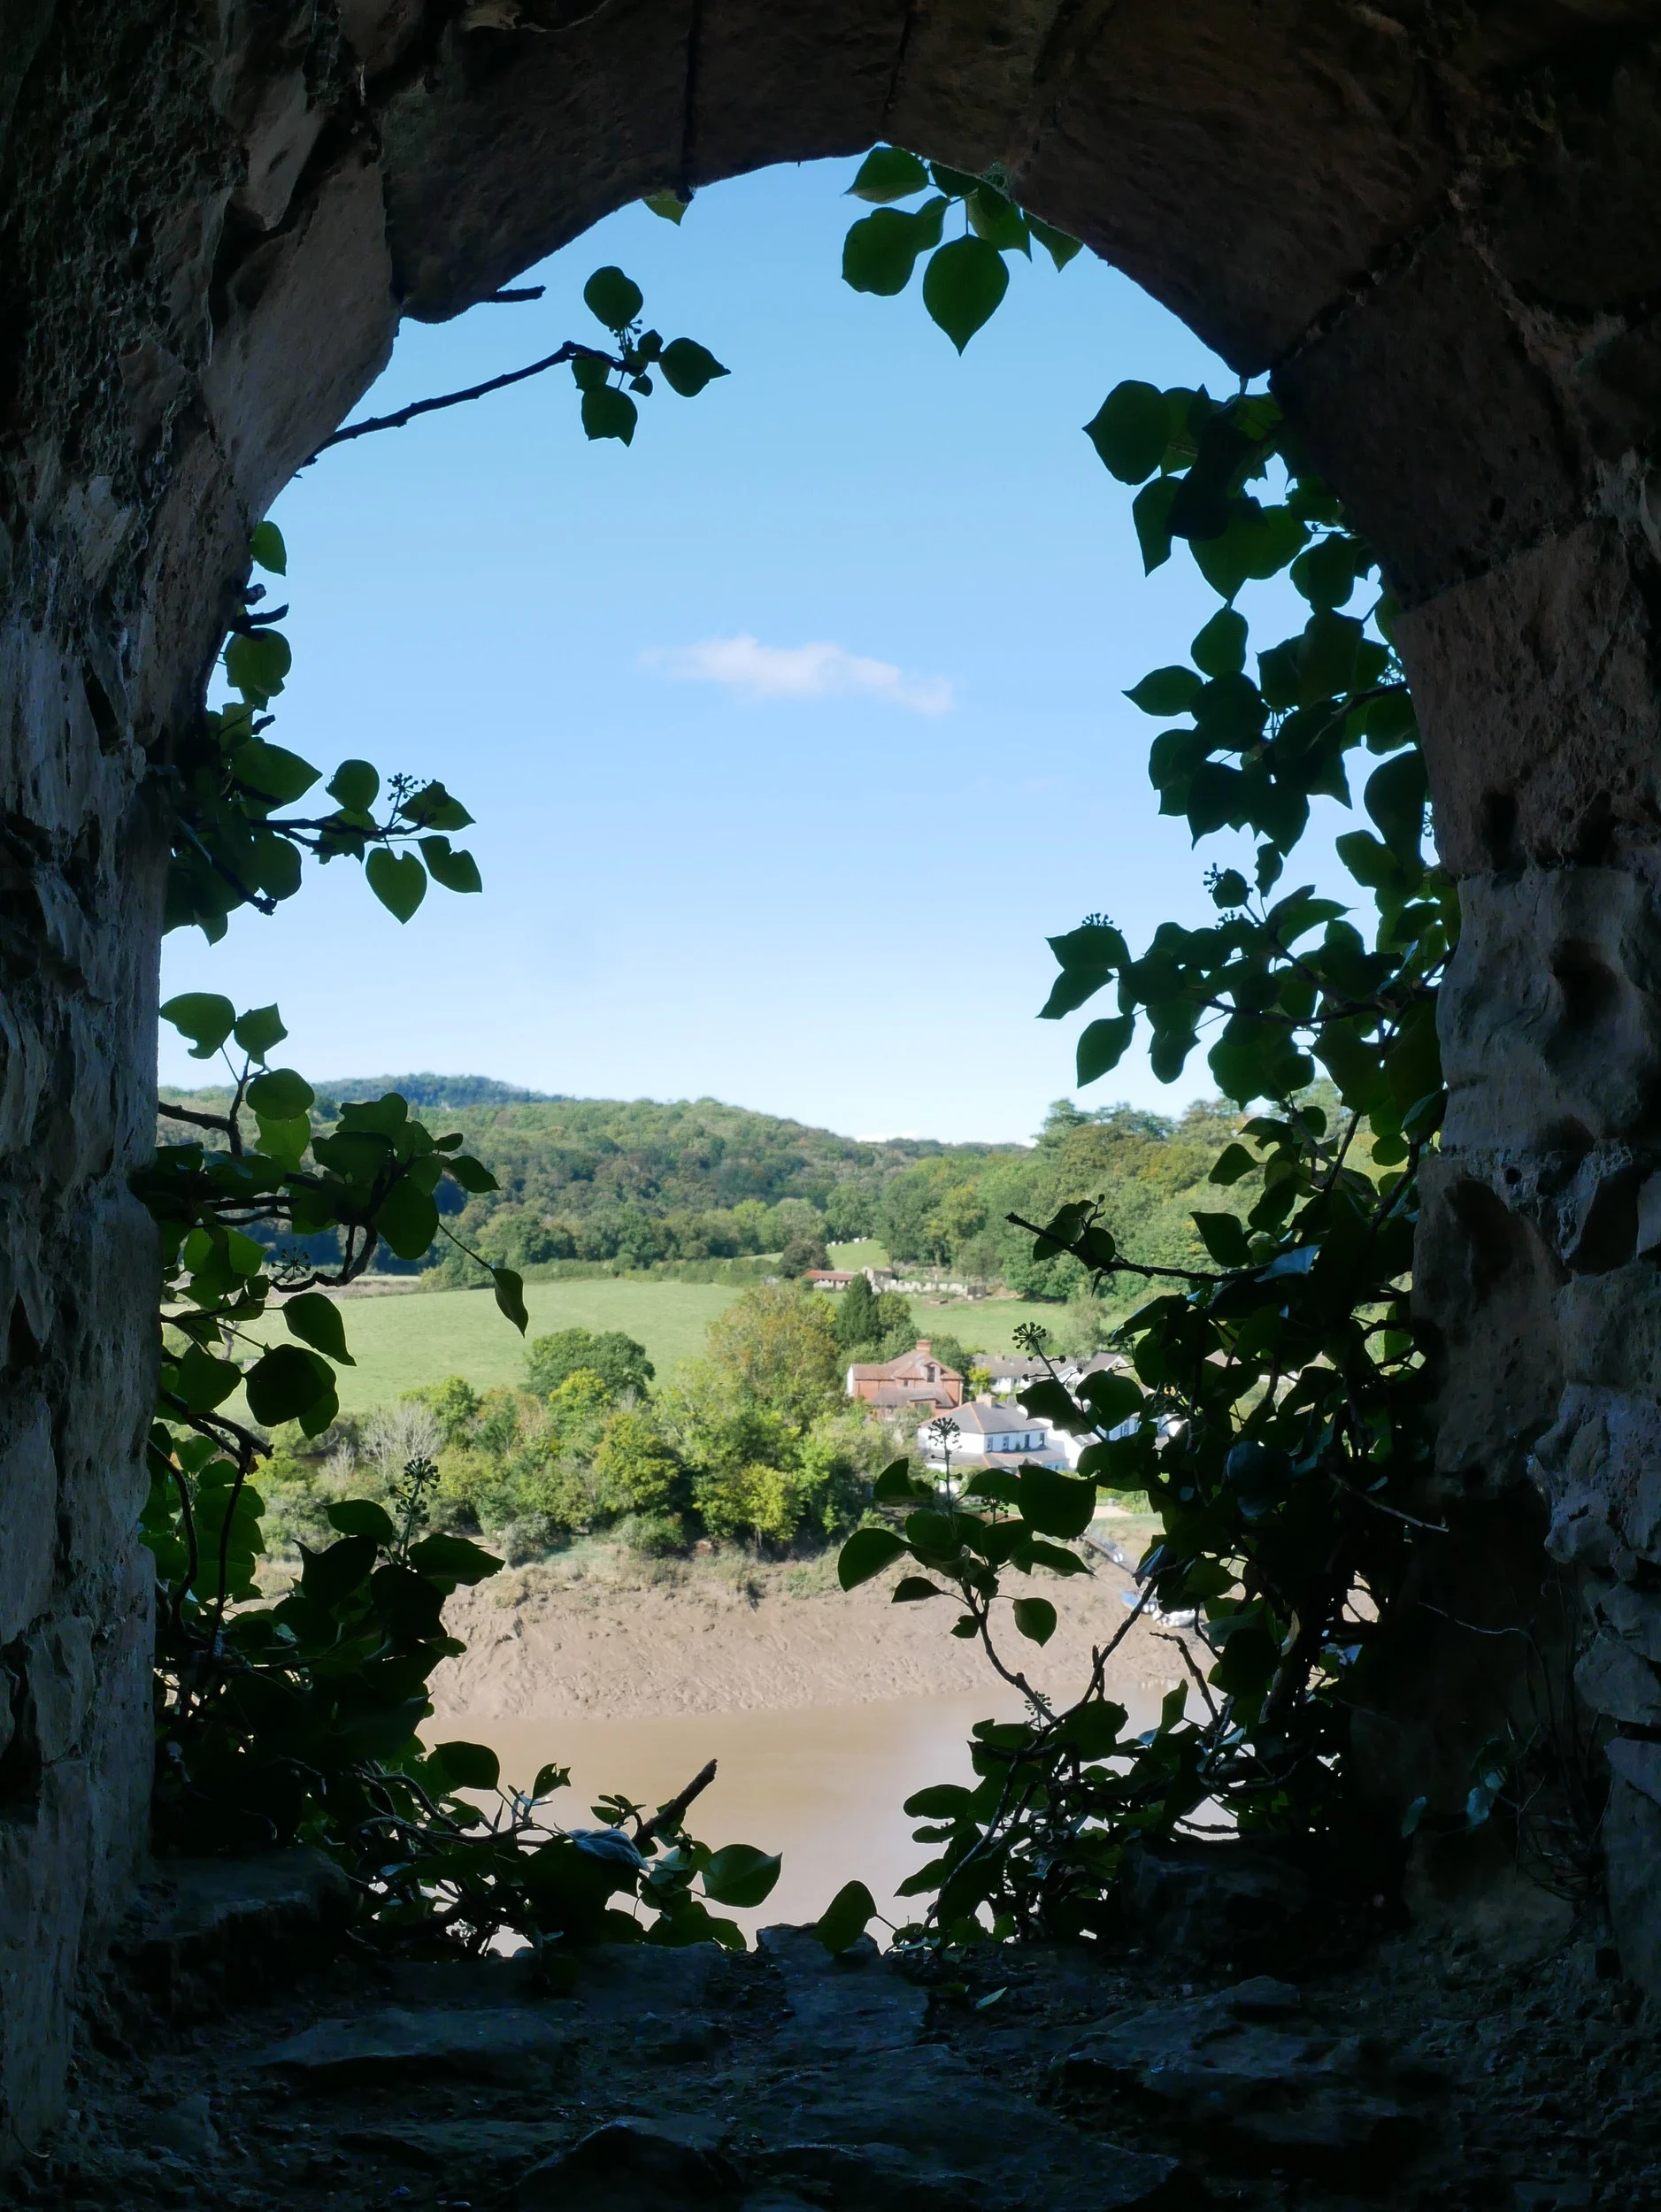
5,0 -> 1661,2148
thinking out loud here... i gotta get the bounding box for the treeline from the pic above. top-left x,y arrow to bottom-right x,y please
158,1080 -> 1255,1299
261,1285 -> 908,1561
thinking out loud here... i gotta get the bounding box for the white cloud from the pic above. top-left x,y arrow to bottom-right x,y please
643,634 -> 954,716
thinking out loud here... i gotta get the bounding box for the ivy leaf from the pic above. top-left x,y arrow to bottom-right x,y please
419,837 -> 483,895
250,520 -> 287,574
1208,1141 -> 1257,1186
1011,1596 -> 1057,1646
582,265 -> 643,331
281,1291 -> 352,1365
703,1844 -> 781,1908
246,1066 -> 314,1118
1193,608 -> 1248,677
1027,215 -> 1082,270
408,1533 -> 504,1590
1192,1210 -> 1252,1267
432,1740 -> 502,1792
814,1878 -> 876,1955
161,993 -> 236,1059
921,234 -> 1008,351
327,1498 -> 398,1546
847,146 -> 928,203
642,189 -> 688,223
1131,476 -> 1180,572
1077,1015 -> 1134,1086
375,1179 -> 440,1262
445,1154 -> 499,1194
231,738 -> 318,805
1016,1467 -> 1096,1539
176,1345 -> 242,1413
657,338 -> 728,396
232,1003 -> 286,1062
1084,380 -> 1170,485
365,848 -> 427,923
245,1344 -> 335,1427
1126,667 -> 1202,717
965,183 -> 1030,254
400,781 -> 473,833
224,630 -> 292,703
492,1265 -> 529,1333
328,759 -> 379,811
838,1526 -> 907,1590
581,385 -> 639,444
893,1576 -> 949,1601
842,200 -> 946,295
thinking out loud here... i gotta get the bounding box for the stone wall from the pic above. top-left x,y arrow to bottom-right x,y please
5,0 -> 1661,2147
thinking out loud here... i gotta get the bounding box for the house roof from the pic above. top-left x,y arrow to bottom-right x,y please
847,1340 -> 964,1386
867,1384 -> 954,1409
931,1400 -> 1048,1437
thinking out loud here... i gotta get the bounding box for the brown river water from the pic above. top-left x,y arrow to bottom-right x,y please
441,1688 -> 1165,1939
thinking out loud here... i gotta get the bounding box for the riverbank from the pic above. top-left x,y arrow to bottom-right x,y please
429,1526 -> 1173,1725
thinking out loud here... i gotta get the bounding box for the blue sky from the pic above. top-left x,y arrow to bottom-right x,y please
159,158 -> 1329,1145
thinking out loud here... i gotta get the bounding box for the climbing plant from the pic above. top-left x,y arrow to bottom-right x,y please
138,267 -> 773,1951
821,152 -> 1456,1952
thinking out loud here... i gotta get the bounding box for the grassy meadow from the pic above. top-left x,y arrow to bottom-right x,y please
251,1279 -> 1073,1415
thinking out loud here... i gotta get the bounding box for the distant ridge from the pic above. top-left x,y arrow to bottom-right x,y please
318,1074 -> 567,1110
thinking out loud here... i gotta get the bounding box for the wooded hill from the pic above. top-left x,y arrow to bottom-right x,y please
158,1079 -> 1250,1299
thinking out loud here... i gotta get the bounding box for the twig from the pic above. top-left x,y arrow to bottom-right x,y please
635,1758 -> 718,1847
1006,1213 -> 1224,1285
307,341 -> 616,458
1156,1630 -> 1221,1721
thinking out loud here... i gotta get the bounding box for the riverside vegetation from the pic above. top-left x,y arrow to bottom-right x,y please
136,147 -> 1526,1981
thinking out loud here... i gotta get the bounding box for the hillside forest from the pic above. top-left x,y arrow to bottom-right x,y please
158,1079 -> 1255,1298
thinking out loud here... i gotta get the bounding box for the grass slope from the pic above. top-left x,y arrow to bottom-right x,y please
256,1282 -> 1071,1415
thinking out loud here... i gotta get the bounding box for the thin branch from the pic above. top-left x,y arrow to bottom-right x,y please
307,341 -> 616,458
1005,1213 -> 1224,1286
158,1100 -> 235,1134
635,1758 -> 718,1847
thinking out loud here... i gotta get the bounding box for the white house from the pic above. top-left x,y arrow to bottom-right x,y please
916,1398 -> 1067,1471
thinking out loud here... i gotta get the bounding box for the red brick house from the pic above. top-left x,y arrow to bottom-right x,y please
845,1340 -> 965,1413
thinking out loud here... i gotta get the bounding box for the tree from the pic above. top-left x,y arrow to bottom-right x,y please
824,1184 -> 876,1241
704,1283 -> 842,1431
526,1327 -> 654,1401
593,1409 -> 684,1516
834,1271 -> 879,1355
779,1230 -> 830,1278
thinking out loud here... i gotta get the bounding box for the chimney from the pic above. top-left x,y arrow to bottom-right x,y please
916,1340 -> 931,1356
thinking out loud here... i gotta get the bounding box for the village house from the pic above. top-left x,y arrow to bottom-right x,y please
845,1339 -> 964,1412
916,1398 -> 1067,1471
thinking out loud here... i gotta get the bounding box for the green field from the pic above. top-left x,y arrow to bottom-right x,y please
250,1279 -> 1078,1416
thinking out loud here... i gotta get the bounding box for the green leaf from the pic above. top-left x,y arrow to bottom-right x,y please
433,1740 -> 501,1792
328,759 -> 380,810
327,1498 -> 398,1546
255,1113 -> 311,1167
231,1003 -> 286,1062
245,1066 -> 314,1119
703,1843 -> 782,1908
375,1178 -> 440,1262
250,520 -> 287,574
842,200 -> 946,295
1365,749 -> 1428,863
1192,1210 -> 1252,1267
893,1576 -> 949,1601
838,1526 -> 907,1590
281,1291 -> 352,1364
1077,1016 -> 1134,1087
1131,476 -> 1180,572
1192,608 -> 1248,677
1011,1596 -> 1057,1646
847,146 -> 929,203
1084,381 -> 1170,485
399,781 -> 473,833
445,1154 -> 498,1194
572,353 -> 609,394
657,337 -> 728,397
230,737 -> 317,805
161,992 -> 236,1060
642,189 -> 688,224
1016,1467 -> 1096,1539
581,384 -> 639,444
365,847 -> 427,923
1126,666 -> 1202,717
1208,1141 -> 1257,1186
493,1265 -> 529,1333
921,234 -> 1008,351
873,1460 -> 933,1504
175,1345 -> 242,1414
814,1878 -> 877,1955
224,630 -> 292,703
419,836 -> 483,895
965,183 -> 1029,254
1027,214 -> 1082,271
245,1344 -> 335,1427
407,1532 -> 504,1588
583,265 -> 643,331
